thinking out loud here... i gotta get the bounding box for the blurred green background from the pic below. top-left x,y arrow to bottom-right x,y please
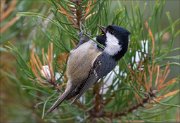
0,0 -> 179,123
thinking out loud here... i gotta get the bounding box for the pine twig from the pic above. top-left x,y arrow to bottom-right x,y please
87,88 -> 157,119
0,0 -> 17,22
0,0 -> 19,33
57,0 -> 95,30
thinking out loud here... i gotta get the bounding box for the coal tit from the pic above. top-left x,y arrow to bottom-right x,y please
47,25 -> 130,113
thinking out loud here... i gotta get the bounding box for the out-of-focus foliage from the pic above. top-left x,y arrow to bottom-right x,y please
0,0 -> 180,123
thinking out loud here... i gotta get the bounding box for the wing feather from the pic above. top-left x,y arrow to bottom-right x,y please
72,53 -> 117,103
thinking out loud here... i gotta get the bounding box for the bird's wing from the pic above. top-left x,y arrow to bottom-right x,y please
72,52 -> 117,103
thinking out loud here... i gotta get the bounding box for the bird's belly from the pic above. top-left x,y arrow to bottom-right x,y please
66,41 -> 102,85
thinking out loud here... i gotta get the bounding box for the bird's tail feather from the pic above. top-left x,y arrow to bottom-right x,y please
46,85 -> 73,114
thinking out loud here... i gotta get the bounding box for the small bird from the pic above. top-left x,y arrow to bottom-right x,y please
47,25 -> 130,113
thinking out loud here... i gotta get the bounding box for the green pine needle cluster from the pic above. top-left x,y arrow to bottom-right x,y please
0,0 -> 179,123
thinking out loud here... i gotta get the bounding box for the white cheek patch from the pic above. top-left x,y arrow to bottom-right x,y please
104,32 -> 121,55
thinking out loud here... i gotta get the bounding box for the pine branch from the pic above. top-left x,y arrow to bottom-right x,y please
0,0 -> 17,22
0,0 -> 19,33
57,0 -> 96,30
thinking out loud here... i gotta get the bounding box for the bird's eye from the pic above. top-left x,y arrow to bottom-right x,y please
110,30 -> 114,34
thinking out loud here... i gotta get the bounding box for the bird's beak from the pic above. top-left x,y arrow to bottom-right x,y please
98,25 -> 106,34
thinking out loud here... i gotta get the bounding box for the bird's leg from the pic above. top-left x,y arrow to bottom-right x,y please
75,31 -> 90,48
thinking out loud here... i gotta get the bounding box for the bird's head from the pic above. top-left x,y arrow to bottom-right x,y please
98,25 -> 130,60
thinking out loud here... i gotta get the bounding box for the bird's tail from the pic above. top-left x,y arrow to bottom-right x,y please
46,84 -> 73,114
